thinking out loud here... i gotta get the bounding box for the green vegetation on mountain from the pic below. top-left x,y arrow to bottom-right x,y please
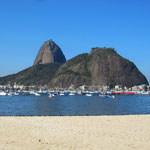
0,63 -> 61,85
56,53 -> 92,78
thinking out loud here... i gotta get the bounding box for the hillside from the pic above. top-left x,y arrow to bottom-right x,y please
0,63 -> 61,86
49,48 -> 148,88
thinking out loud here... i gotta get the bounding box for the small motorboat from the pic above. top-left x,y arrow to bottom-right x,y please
0,91 -> 7,96
112,95 -> 115,99
69,93 -> 75,96
49,94 -> 55,98
59,93 -> 65,96
14,92 -> 19,96
34,93 -> 40,96
105,95 -> 115,99
8,92 -> 14,96
86,94 -> 92,96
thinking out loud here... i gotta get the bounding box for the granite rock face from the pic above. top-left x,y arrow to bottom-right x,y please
33,40 -> 66,65
49,48 -> 149,88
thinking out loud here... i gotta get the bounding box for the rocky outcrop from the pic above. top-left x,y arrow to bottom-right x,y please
33,40 -> 66,65
49,48 -> 149,88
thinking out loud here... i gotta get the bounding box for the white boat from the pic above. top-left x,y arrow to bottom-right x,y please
29,91 -> 34,94
111,95 -> 115,99
14,92 -> 19,96
49,94 -> 55,98
59,93 -> 65,96
0,91 -> 7,96
8,92 -> 13,96
34,93 -> 40,96
69,92 -> 75,96
142,92 -> 149,95
86,94 -> 92,96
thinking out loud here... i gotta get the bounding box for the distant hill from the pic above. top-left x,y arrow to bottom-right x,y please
0,40 -> 148,88
0,63 -> 61,86
49,48 -> 149,88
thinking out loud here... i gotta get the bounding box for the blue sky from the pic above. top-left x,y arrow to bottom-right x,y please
0,0 -> 150,83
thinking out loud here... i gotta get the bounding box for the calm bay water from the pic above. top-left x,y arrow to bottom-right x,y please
0,94 -> 150,116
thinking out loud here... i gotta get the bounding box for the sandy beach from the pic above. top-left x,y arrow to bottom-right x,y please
0,115 -> 150,150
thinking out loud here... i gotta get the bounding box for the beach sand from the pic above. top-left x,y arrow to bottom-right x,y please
0,115 -> 150,150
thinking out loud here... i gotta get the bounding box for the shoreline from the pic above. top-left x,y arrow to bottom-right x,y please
0,115 -> 150,150
0,114 -> 150,117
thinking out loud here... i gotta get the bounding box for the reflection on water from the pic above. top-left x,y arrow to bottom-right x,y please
0,94 -> 150,116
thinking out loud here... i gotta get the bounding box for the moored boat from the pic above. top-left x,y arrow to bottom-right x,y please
8,92 -> 14,96
105,95 -> 115,99
34,93 -> 40,96
49,94 -> 55,98
86,94 -> 92,96
69,93 -> 75,96
59,93 -> 65,96
0,91 -> 7,96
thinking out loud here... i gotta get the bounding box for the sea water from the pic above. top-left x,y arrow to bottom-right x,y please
0,94 -> 150,116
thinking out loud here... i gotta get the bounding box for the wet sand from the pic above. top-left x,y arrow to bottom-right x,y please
0,115 -> 150,150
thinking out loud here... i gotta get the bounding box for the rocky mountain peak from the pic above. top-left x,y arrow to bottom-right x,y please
33,40 -> 66,66
89,47 -> 117,55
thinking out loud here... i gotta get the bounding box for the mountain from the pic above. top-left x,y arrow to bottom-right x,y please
0,42 -> 148,88
33,40 -> 66,66
49,48 -> 149,88
0,63 -> 61,86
